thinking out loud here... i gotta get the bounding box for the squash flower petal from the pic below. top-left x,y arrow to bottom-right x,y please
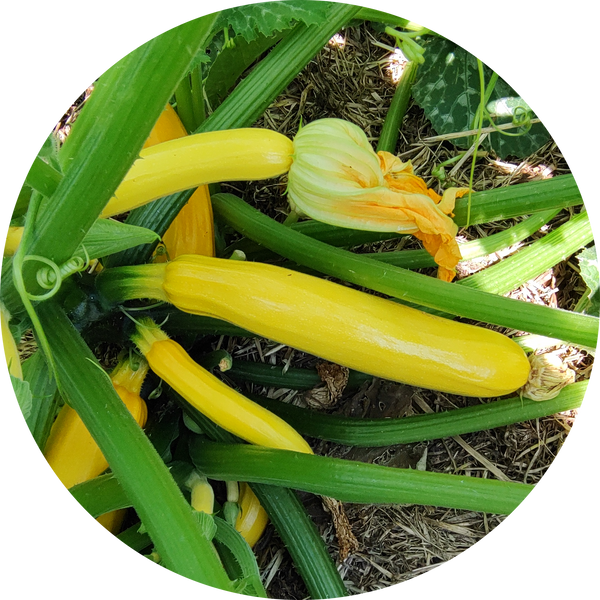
288,119 -> 469,281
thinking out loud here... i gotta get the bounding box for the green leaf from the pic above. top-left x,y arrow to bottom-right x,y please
21,350 -> 59,449
576,245 -> 599,316
214,0 -> 335,43
205,32 -> 283,110
487,96 -> 532,119
10,374 -> 32,420
76,218 -> 160,261
578,245 -> 599,295
412,36 -> 551,158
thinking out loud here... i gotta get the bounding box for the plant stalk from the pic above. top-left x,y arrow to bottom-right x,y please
35,301 -> 233,590
211,193 -> 598,348
190,439 -> 533,515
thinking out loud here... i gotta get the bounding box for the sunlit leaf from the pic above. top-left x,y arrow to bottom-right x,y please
412,37 -> 551,158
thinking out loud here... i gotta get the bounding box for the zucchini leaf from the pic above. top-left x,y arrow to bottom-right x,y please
204,32 -> 283,110
412,36 -> 551,158
76,218 -> 160,261
576,245 -> 599,317
213,0 -> 335,43
10,374 -> 32,420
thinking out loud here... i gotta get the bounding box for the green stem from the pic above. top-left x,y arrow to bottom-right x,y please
227,359 -> 371,391
195,3 -> 361,132
190,440 -> 533,515
36,302 -> 233,591
252,484 -> 347,599
377,61 -> 418,154
452,174 -> 582,226
177,391 -> 348,599
175,76 -> 196,133
465,59 -> 487,228
459,210 -> 593,294
96,263 -> 167,307
70,461 -> 195,519
211,193 -> 598,348
1,15 -> 218,317
247,381 -> 587,447
190,65 -> 206,129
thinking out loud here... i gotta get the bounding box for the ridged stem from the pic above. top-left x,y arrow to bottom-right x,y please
189,439 -> 533,515
36,301 -> 233,590
211,193 -> 598,348
247,381 -> 587,446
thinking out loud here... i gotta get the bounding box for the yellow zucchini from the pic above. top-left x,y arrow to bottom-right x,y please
142,105 -> 216,260
123,255 -> 530,398
131,319 -> 313,453
43,358 -> 149,533
102,128 -> 294,217
4,226 -> 23,257
235,482 -> 269,548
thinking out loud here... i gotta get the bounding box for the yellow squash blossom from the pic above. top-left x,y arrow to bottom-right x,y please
288,118 -> 468,281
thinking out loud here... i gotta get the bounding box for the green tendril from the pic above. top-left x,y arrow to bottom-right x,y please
20,255 -> 63,301
120,301 -> 167,312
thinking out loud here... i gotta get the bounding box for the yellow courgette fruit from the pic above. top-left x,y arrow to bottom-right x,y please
142,105 -> 215,260
156,185 -> 216,259
102,128 -> 294,218
4,226 -> 23,257
140,255 -> 530,398
43,358 -> 149,532
235,482 -> 269,548
187,471 -> 215,515
131,319 -> 313,453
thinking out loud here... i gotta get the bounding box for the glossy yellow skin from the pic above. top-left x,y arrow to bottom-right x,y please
44,384 -> 148,489
4,226 -> 23,257
102,128 -> 294,217
157,185 -> 216,259
188,473 -> 215,515
235,482 -> 269,548
43,360 -> 148,533
2,106 -> 214,259
136,331 -> 312,454
160,255 -> 531,398
141,105 -> 216,260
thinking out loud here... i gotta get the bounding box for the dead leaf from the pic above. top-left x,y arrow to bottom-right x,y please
321,496 -> 359,561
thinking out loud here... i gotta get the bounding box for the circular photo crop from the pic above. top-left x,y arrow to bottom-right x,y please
1,2 -> 597,598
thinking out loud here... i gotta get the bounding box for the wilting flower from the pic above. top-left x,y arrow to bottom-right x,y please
288,118 -> 468,281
